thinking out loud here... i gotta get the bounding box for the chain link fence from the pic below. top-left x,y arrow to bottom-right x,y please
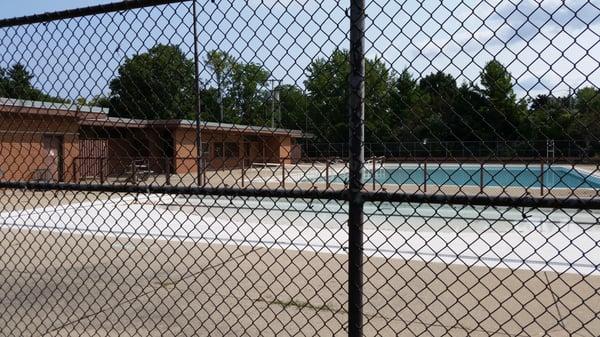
0,0 -> 599,336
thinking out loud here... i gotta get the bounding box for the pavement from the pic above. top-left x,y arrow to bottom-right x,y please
0,192 -> 598,336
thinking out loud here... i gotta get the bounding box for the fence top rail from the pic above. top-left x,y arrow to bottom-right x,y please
0,0 -> 190,28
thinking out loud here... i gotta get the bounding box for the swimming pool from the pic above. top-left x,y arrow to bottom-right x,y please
323,164 -> 600,189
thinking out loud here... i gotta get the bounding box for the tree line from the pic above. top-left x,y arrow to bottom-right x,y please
2,44 -> 599,144
0,63 -> 66,103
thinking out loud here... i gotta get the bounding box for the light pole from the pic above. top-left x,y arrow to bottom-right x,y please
268,78 -> 280,128
217,75 -> 223,122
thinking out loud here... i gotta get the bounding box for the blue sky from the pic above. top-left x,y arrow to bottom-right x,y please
0,1 -> 115,19
0,0 -> 599,101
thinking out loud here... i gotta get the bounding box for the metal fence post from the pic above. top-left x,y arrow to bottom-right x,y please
241,160 -> 245,188
165,157 -> 171,186
192,0 -> 204,187
423,160 -> 427,193
281,158 -> 286,189
73,158 -> 78,183
348,0 -> 365,336
480,162 -> 484,194
326,160 -> 331,190
372,158 -> 376,191
100,157 -> 105,184
540,161 -> 544,196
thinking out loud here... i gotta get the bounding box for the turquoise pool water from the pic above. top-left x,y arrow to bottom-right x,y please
326,164 -> 600,189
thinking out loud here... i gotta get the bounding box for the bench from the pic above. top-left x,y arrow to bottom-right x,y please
126,160 -> 153,183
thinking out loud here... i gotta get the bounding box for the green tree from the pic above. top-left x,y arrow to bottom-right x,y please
364,56 -> 395,142
570,87 -> 600,143
230,62 -> 269,124
277,84 -> 307,130
89,95 -> 111,108
0,66 -> 7,97
452,83 -> 488,140
205,50 -> 235,122
391,69 -> 439,141
76,95 -> 111,108
526,94 -> 574,140
305,49 -> 349,143
418,71 -> 460,140
109,44 -> 195,119
203,51 -> 271,125
7,63 -> 35,99
478,60 -> 526,140
304,49 -> 394,143
0,63 -> 66,103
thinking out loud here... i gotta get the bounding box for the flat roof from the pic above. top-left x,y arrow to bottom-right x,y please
80,117 -> 309,138
1,97 -> 311,138
0,97 -> 109,117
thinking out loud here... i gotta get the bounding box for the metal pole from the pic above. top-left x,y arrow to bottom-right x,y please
480,162 -> 484,194
100,157 -> 105,184
192,0 -> 204,186
281,158 -> 285,189
326,160 -> 330,190
423,160 -> 427,193
348,0 -> 365,336
278,86 -> 282,126
165,157 -> 171,186
218,77 -> 223,122
540,161 -> 544,196
372,158 -> 376,191
73,158 -> 78,183
241,160 -> 245,188
270,79 -> 276,128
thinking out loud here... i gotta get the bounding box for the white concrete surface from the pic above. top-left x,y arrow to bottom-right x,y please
1,194 -> 599,275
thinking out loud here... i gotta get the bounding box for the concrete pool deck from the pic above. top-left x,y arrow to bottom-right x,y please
0,193 -> 599,336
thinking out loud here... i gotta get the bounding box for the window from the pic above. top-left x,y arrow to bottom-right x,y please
213,143 -> 223,159
224,142 -> 238,158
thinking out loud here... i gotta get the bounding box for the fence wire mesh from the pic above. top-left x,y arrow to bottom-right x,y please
0,0 -> 599,336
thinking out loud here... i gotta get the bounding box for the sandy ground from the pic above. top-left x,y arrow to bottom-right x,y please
0,191 -> 599,336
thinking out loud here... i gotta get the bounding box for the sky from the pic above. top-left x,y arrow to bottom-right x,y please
0,1 -> 115,18
0,0 -> 599,101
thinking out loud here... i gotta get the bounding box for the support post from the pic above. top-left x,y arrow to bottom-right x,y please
348,0 -> 365,336
423,160 -> 427,193
165,157 -> 171,186
100,157 -> 105,184
192,0 -> 204,187
73,158 -> 78,183
540,161 -> 544,196
326,160 -> 330,190
372,158 -> 376,191
281,158 -> 286,189
241,160 -> 245,188
480,162 -> 484,194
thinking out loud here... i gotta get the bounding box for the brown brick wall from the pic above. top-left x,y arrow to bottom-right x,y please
0,113 -> 79,182
173,128 -> 296,174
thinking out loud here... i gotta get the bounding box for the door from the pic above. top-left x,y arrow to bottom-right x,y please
79,139 -> 108,179
42,135 -> 64,182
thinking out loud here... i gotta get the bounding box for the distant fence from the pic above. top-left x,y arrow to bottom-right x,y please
302,140 -> 600,161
